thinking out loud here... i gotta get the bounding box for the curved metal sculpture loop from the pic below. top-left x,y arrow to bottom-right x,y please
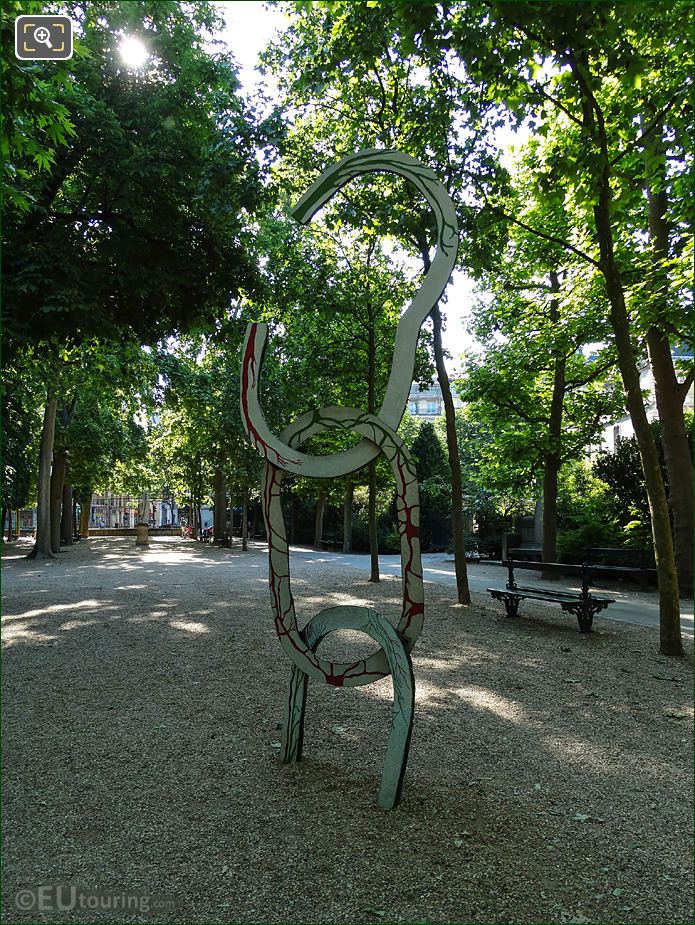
240,150 -> 458,809
241,149 -> 458,478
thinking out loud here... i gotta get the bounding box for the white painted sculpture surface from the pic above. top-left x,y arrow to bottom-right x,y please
240,150 -> 458,808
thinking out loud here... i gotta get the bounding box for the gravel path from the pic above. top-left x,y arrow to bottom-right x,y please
2,537 -> 692,924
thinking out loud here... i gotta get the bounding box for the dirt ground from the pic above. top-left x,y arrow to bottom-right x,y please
2,536 -> 693,924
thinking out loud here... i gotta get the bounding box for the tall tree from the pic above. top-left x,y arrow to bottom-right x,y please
263,1 -> 515,600
489,1 -> 689,653
3,1 -> 267,557
382,0 -> 691,653
459,141 -> 622,568
641,121 -> 693,595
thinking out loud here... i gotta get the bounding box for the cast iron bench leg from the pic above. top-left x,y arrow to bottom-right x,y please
500,592 -> 521,618
560,600 -> 607,633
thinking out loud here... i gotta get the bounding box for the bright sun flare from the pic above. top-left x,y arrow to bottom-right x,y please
118,36 -> 148,69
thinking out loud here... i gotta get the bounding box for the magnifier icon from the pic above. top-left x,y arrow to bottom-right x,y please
34,26 -> 53,49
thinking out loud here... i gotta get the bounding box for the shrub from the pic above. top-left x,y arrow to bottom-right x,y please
556,519 -> 622,563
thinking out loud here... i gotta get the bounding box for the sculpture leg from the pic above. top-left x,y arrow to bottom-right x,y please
377,634 -> 414,810
279,606 -> 415,810
280,614 -> 334,764
280,665 -> 309,764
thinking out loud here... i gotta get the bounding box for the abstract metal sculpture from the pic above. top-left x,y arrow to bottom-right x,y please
240,150 -> 458,809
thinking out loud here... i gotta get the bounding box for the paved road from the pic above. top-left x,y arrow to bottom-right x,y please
289,546 -> 694,637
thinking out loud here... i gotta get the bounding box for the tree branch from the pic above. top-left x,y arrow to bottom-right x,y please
610,90 -> 686,167
535,82 -> 584,127
504,282 -> 553,292
678,369 -> 694,399
483,199 -> 601,268
564,357 -> 617,392
497,396 -> 548,425
371,63 -> 388,136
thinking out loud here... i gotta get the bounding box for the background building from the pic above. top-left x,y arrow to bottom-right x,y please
88,493 -> 180,528
598,348 -> 693,453
408,381 -> 462,422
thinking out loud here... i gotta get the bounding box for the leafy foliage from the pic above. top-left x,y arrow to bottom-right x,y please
411,421 -> 451,549
3,0 -> 270,352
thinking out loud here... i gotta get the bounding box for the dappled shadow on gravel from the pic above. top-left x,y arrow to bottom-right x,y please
2,537 -> 692,924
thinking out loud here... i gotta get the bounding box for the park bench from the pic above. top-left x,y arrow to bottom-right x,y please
487,558 -> 615,633
585,546 -> 656,590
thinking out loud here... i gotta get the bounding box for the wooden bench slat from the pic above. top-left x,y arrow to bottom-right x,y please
488,587 -> 615,605
488,585 -> 577,602
511,584 -> 615,603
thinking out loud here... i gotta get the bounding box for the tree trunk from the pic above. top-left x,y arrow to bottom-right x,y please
343,477 -> 353,554
79,492 -> 91,536
593,147 -> 681,652
49,449 -> 67,553
644,122 -> 694,596
431,303 -> 471,604
366,296 -> 380,582
29,398 -> 58,559
213,466 -> 226,544
541,456 -> 560,575
567,51 -> 682,655
368,460 -> 380,581
242,488 -> 249,552
60,479 -> 73,546
189,494 -> 197,536
417,237 -> 470,603
647,328 -> 694,597
600,260 -> 681,654
542,271 -> 565,578
314,490 -> 326,549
